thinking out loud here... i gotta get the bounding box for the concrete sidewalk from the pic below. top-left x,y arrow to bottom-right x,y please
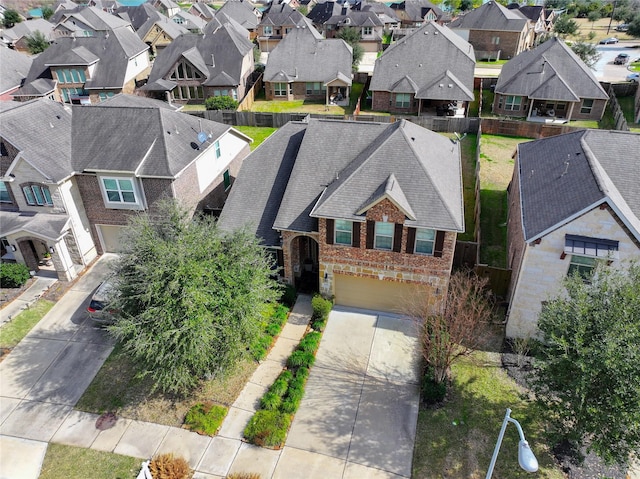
1,276 -> 58,326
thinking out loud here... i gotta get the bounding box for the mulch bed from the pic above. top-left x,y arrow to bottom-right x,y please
501,350 -> 627,479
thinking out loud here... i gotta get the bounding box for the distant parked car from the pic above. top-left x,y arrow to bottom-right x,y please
87,279 -> 117,324
599,37 -> 619,44
627,72 -> 639,83
615,23 -> 629,32
614,53 -> 630,65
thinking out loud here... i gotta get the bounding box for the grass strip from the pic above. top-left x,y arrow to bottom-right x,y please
39,443 -> 139,479
0,299 -> 54,349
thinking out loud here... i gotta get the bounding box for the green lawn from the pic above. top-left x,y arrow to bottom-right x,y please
233,126 -> 277,150
618,95 -> 640,132
413,352 -> 565,479
459,134 -> 478,242
479,135 -> 531,267
39,444 -> 139,479
0,299 -> 54,349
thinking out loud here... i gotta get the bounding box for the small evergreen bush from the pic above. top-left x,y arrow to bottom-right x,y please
260,391 -> 282,410
0,263 -> 31,288
184,402 -> 227,435
422,369 -> 446,405
244,410 -> 290,448
281,285 -> 297,307
311,294 -> 332,320
287,350 -> 315,369
268,371 -> 292,397
204,95 -> 238,110
297,331 -> 321,353
265,321 -> 282,337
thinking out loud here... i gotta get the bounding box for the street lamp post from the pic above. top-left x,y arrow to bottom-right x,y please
485,408 -> 539,479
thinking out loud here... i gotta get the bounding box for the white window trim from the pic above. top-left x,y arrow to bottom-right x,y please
334,219 -> 352,246
98,175 -> 145,210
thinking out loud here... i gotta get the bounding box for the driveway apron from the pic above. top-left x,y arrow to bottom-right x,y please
280,307 -> 421,478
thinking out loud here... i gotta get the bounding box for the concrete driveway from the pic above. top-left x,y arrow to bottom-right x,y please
275,307 -> 421,479
0,255 -> 116,479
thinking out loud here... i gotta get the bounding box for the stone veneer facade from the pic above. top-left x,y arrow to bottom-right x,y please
274,198 -> 459,311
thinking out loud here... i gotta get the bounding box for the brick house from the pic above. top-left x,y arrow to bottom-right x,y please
219,118 -> 464,314
492,37 -> 609,122
256,4 -> 308,53
388,0 -> 448,27
0,96 -> 251,279
13,29 -> 150,104
369,22 -> 475,115
1,18 -> 56,53
505,130 -> 640,338
140,20 -> 254,104
263,22 -> 352,104
449,0 -> 534,61
214,0 -> 262,38
323,10 -> 385,53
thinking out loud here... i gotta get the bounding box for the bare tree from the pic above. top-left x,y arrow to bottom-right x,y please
406,270 -> 494,384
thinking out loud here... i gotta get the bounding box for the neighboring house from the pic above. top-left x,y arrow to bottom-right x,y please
87,0 -> 121,13
170,10 -> 207,33
1,19 -> 56,52
507,3 -> 548,36
13,29 -> 150,104
188,2 -> 216,21
256,4 -> 308,52
263,22 -> 352,103
148,0 -> 181,18
0,96 -> 252,278
448,0 -> 534,60
0,100 -> 98,280
389,0 -> 447,28
359,0 -> 401,30
492,37 -> 609,121
219,118 -> 464,314
0,48 -> 32,101
125,4 -> 189,56
369,21 -> 475,115
214,0 -> 262,37
307,0 -> 346,31
51,5 -> 134,38
52,0 -> 80,14
141,21 -> 254,104
505,130 -> 640,338
324,10 -> 384,53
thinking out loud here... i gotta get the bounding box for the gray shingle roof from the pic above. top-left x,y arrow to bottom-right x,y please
517,130 -> 640,241
307,1 -> 346,26
171,11 -> 208,32
99,92 -> 179,109
215,0 -> 261,30
259,6 -> 306,27
135,9 -> 190,40
55,5 -> 132,32
0,211 -> 71,241
17,30 -> 147,94
449,0 -> 528,32
1,18 -> 56,44
145,26 -> 253,89
264,24 -> 352,84
0,47 -> 32,95
218,122 -> 308,246
1,99 -> 73,182
369,22 -> 475,101
71,105 -> 232,177
325,10 -> 383,27
495,37 -> 608,101
219,118 -> 464,243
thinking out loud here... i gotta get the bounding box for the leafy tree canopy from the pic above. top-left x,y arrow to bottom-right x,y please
107,200 -> 280,394
42,6 -> 54,20
532,262 -> 640,465
204,95 -> 239,110
25,31 -> 49,55
3,9 -> 22,28
571,41 -> 601,67
628,13 -> 640,37
337,27 -> 364,69
554,15 -> 579,36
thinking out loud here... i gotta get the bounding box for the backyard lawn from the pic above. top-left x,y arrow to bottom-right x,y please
233,126 -> 277,150
459,134 -> 478,242
412,351 -> 565,479
478,134 -> 531,267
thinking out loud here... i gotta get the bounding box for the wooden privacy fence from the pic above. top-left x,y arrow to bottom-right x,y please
607,84 -> 630,132
454,241 -> 479,268
475,265 -> 512,299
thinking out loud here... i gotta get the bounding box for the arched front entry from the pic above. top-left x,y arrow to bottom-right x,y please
284,234 -> 319,294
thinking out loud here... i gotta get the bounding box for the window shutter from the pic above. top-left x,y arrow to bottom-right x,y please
326,219 -> 334,245
434,231 -> 445,258
393,224 -> 403,252
406,227 -> 416,254
366,220 -> 375,249
352,222 -> 360,248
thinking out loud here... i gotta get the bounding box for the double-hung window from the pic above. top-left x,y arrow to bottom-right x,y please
374,222 -> 394,250
505,96 -> 522,111
263,25 -> 273,36
214,140 -> 221,159
362,26 -> 372,36
0,181 -> 11,203
22,184 -> 53,206
580,99 -> 594,114
102,178 -> 137,204
395,93 -> 410,108
415,228 -> 435,255
334,219 -> 352,245
274,82 -> 287,96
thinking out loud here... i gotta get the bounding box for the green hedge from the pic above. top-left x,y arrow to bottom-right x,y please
243,410 -> 290,448
0,263 -> 31,288
310,294 -> 332,332
249,302 -> 290,361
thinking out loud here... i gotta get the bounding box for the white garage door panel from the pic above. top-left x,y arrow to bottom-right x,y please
334,274 -> 418,314
98,225 -> 124,253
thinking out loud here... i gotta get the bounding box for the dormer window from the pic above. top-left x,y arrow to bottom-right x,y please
22,184 -> 53,206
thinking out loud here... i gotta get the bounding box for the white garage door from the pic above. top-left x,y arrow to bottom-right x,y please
334,274 -> 419,314
97,225 -> 124,253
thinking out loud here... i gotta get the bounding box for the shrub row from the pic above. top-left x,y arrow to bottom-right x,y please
244,296 -> 332,448
249,302 -> 291,361
0,263 -> 31,288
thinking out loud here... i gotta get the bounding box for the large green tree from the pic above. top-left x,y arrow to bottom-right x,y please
532,262 -> 640,465
107,200 -> 280,394
25,31 -> 49,55
554,15 -> 579,36
570,41 -> 600,67
337,26 -> 364,70
3,9 -> 22,28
